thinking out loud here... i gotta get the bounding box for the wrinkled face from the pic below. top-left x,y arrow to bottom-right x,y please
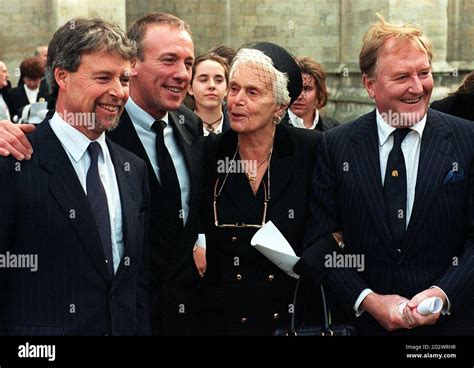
0,62 -> 9,88
290,73 -> 318,118
132,25 -> 194,119
24,77 -> 42,90
188,59 -> 228,111
57,49 -> 131,138
363,37 -> 433,127
227,63 -> 285,134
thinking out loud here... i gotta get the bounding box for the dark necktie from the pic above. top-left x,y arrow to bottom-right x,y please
384,128 -> 411,243
152,121 -> 184,231
86,142 -> 114,278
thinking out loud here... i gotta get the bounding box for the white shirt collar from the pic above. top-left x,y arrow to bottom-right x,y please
50,111 -> 107,163
288,109 -> 319,129
202,114 -> 224,136
126,96 -> 169,130
376,109 -> 427,147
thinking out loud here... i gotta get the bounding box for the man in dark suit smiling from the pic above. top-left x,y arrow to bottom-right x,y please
0,18 -> 150,335
302,14 -> 473,335
0,12 -> 204,336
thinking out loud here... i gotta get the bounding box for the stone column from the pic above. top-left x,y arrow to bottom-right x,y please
447,0 -> 474,72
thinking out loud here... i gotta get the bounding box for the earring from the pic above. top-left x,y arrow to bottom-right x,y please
273,116 -> 282,125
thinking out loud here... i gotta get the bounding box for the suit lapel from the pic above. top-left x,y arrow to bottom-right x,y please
349,111 -> 393,243
404,110 -> 453,245
38,120 -> 111,283
110,110 -> 160,191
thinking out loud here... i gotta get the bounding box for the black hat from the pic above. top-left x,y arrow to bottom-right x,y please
243,42 -> 302,106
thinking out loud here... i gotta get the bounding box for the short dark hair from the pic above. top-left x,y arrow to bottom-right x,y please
46,17 -> 136,99
127,13 -> 192,61
20,57 -> 44,80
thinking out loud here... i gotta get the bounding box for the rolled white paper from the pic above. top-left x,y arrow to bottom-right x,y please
398,297 -> 443,316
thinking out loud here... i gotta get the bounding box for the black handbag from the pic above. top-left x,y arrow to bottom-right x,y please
274,279 -> 356,336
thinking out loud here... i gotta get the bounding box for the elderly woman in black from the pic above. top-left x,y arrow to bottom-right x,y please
200,43 -> 339,335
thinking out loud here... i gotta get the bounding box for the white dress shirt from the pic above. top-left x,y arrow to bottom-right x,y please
49,112 -> 124,273
125,97 -> 191,225
288,109 -> 319,130
354,110 -> 451,316
24,84 -> 39,104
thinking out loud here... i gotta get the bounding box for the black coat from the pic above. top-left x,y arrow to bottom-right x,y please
107,105 -> 204,335
200,123 -> 324,335
0,119 -> 151,335
5,81 -> 49,120
303,109 -> 474,335
431,93 -> 474,122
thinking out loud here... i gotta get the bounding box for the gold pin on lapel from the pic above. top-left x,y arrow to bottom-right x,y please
392,170 -> 399,177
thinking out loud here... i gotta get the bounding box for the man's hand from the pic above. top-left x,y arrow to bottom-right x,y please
193,245 -> 206,278
361,292 -> 412,331
0,121 -> 35,160
400,288 -> 444,328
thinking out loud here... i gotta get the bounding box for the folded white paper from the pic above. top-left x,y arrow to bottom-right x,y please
398,297 -> 443,316
250,221 -> 300,279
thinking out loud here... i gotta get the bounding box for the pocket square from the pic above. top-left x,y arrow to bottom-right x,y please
443,168 -> 464,184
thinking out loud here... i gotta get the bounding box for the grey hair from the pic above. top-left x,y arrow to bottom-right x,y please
229,48 -> 290,106
45,18 -> 136,98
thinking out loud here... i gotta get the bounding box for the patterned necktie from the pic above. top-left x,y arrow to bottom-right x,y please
86,142 -> 114,278
152,121 -> 184,231
384,128 -> 411,243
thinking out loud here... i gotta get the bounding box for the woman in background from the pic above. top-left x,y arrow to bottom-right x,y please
431,70 -> 474,121
282,56 -> 339,131
185,53 -> 230,135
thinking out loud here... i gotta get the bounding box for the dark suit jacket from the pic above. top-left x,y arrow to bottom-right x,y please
0,119 -> 151,335
431,93 -> 474,122
106,105 -> 204,335
200,124 -> 324,335
303,108 -> 474,335
5,81 -> 48,120
281,110 -> 340,132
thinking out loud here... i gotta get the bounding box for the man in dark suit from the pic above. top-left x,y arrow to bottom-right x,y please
0,13 -> 204,335
107,13 -> 204,335
302,15 -> 473,335
0,18 -> 150,335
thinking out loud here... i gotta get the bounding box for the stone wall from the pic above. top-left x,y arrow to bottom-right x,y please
1,0 -> 472,122
0,0 -> 126,85
125,0 -> 473,122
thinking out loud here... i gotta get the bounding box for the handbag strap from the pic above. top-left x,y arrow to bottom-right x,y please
289,279 -> 330,335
